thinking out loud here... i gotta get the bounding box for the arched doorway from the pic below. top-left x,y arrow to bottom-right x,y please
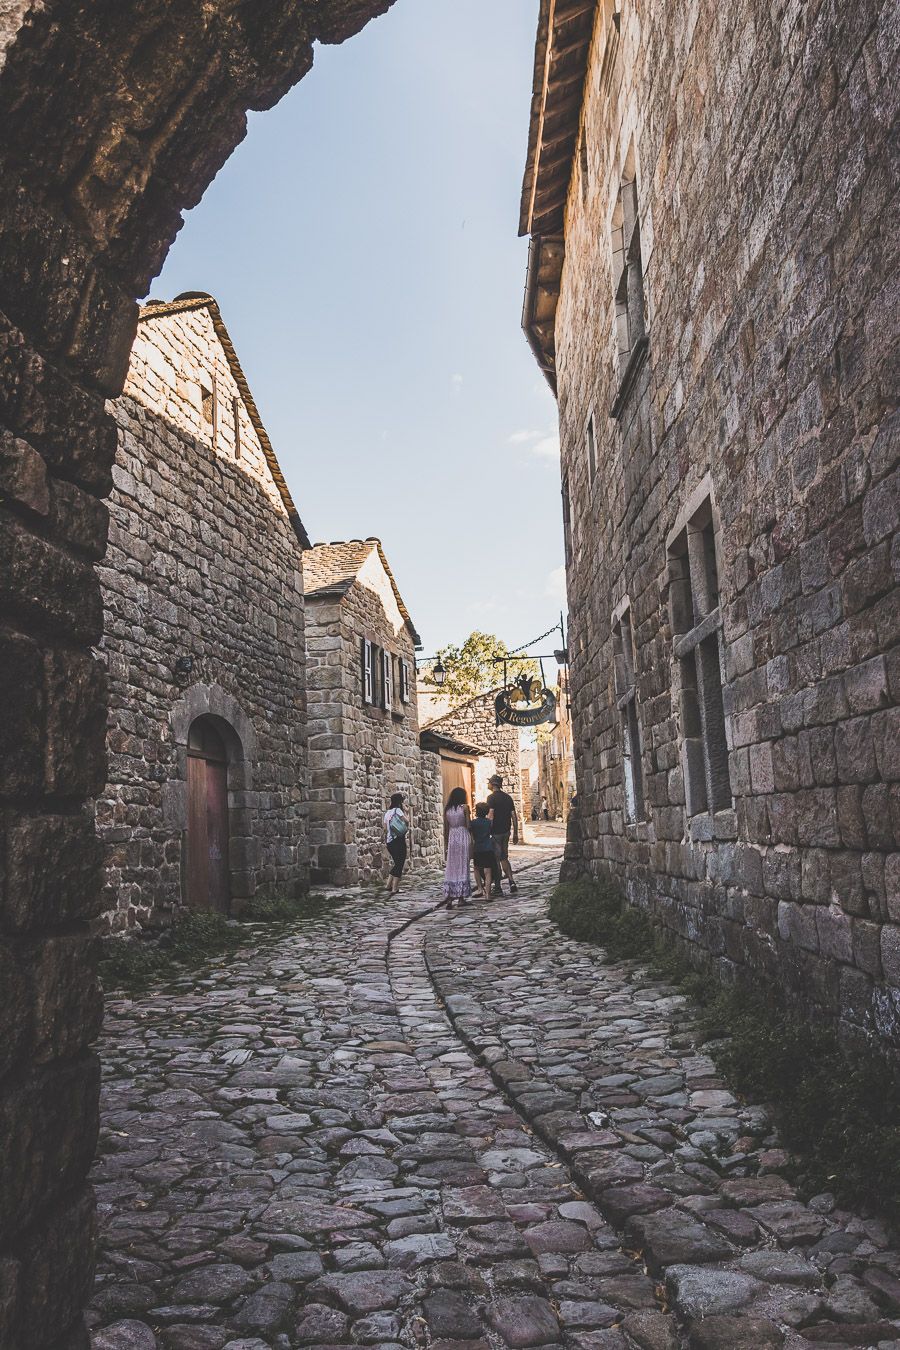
186,716 -> 232,913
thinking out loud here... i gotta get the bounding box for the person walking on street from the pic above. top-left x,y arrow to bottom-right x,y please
443,786 -> 472,908
383,792 -> 409,895
469,802 -> 499,899
487,774 -> 519,897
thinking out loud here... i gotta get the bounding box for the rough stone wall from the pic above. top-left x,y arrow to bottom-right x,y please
0,1 -> 395,1342
426,692 -> 525,824
553,0 -> 899,1049
305,553 -> 442,885
97,308 -> 308,931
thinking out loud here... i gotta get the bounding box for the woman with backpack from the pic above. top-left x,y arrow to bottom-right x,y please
384,792 -> 410,894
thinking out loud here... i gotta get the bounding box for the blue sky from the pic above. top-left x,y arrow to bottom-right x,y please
153,0 -> 566,657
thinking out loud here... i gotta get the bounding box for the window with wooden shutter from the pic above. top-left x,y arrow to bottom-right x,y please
361,638 -> 374,704
382,650 -> 394,710
668,498 -> 732,818
399,660 -> 410,704
612,603 -> 645,824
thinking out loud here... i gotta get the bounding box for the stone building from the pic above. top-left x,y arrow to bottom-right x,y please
520,1 -> 899,1047
420,687 -> 526,824
538,672 -> 576,821
97,293 -> 309,929
303,539 -> 443,884
0,3 -> 400,1343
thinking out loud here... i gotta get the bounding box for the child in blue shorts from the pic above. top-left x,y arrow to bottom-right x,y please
469,802 -> 499,899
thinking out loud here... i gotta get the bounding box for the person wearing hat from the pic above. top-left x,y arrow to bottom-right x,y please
486,773 -> 519,897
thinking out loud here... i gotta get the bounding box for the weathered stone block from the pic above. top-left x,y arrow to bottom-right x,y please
0,628 -> 44,796
44,648 -> 107,796
31,936 -> 103,1064
3,812 -> 102,932
0,431 -> 49,514
882,927 -> 900,987
0,1057 -> 100,1241
0,516 -> 103,642
15,1185 -> 96,1348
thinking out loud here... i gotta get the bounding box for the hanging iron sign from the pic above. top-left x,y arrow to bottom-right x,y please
495,673 -> 557,727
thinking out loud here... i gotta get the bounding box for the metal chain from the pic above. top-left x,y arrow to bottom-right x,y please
507,620 -> 563,654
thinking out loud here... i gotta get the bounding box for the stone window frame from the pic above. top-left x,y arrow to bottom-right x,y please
562,473 -> 573,567
609,142 -> 649,420
200,372 -> 218,444
232,395 -> 241,460
361,638 -> 374,705
578,126 -> 589,206
666,478 -> 736,838
611,595 -> 646,825
585,409 -> 597,486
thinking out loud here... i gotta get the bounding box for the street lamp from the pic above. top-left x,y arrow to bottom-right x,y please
432,658 -> 447,688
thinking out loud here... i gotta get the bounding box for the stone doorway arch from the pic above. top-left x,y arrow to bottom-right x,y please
186,716 -> 232,913
0,4 -> 397,1344
167,683 -> 258,914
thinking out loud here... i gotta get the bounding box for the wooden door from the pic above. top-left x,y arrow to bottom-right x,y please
186,719 -> 230,913
441,755 -> 475,808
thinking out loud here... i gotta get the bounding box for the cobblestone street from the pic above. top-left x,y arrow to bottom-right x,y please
90,860 -> 900,1350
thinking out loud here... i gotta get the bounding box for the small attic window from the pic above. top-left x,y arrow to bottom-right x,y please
232,396 -> 241,459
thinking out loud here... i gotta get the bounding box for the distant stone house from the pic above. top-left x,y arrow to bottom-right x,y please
419,687 -> 526,825
97,292 -> 309,931
303,539 -> 443,884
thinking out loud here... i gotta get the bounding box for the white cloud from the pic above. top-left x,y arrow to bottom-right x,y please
451,373 -> 464,392
508,427 -> 561,460
545,565 -> 568,602
531,432 -> 560,459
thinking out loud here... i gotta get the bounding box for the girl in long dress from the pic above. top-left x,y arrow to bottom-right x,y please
443,786 -> 472,908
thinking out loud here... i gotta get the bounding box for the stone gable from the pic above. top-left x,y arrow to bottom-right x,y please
98,303 -> 308,930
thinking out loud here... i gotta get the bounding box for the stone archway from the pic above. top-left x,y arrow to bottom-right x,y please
168,683 -> 259,914
0,4 -> 397,1344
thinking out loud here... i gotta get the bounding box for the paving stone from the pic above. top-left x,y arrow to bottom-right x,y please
625,1210 -> 734,1272
383,1232 -> 457,1267
687,1315 -> 784,1348
737,1250 -> 821,1285
557,1300 -> 619,1328
233,1281 -> 294,1332
294,1302 -> 350,1344
484,1294 -> 561,1347
423,1290 -> 483,1339
351,1311 -> 403,1342
523,1219 -> 593,1254
91,1322 -> 159,1350
442,1186 -> 508,1225
308,1270 -> 411,1314
256,1199 -> 372,1233
160,1329 -> 227,1350
169,1265 -> 257,1305
665,1264 -> 759,1318
621,1310 -> 679,1350
599,1185 -> 670,1226
746,1201 -> 829,1246
265,1252 -> 323,1281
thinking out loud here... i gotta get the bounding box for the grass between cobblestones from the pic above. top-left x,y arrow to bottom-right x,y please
98,893 -> 344,994
549,876 -> 900,1225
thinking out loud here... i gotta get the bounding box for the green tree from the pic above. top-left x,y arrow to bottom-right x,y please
423,631 -> 538,708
